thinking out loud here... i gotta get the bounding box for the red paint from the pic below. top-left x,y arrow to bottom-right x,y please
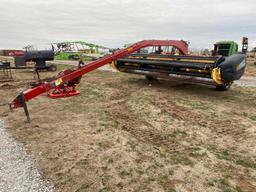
0,50 -> 25,57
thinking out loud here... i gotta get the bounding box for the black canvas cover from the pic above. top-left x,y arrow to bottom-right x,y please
220,54 -> 246,82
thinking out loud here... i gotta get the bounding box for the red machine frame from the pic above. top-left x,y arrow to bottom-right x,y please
9,40 -> 188,122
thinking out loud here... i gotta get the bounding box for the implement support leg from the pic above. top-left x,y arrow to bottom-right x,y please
19,93 -> 31,123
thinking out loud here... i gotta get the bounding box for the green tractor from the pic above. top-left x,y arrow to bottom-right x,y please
213,37 -> 248,57
213,41 -> 238,56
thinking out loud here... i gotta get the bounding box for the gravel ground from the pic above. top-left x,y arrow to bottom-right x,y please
0,119 -> 54,192
234,76 -> 256,87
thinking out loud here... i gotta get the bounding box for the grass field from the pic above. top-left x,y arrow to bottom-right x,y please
1,62 -> 256,192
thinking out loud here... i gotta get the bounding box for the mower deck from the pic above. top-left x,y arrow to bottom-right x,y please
115,53 -> 246,87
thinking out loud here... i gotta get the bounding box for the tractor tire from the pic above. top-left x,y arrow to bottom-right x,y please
215,83 -> 232,91
68,55 -> 80,60
48,65 -> 57,72
146,76 -> 157,81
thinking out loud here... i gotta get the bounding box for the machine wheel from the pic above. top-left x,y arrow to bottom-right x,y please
48,65 -> 57,72
215,83 -> 232,91
146,76 -> 157,81
68,55 -> 80,60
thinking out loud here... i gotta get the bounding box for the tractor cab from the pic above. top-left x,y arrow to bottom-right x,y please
213,41 -> 238,57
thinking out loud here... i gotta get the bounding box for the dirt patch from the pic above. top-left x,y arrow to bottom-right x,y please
245,61 -> 256,77
1,65 -> 256,192
235,76 -> 256,88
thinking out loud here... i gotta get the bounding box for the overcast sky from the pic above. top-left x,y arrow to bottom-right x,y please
0,0 -> 255,50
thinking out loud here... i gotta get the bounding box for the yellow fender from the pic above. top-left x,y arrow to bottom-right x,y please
211,68 -> 224,85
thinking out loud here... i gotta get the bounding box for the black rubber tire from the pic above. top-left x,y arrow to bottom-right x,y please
215,83 -> 232,91
48,65 -> 57,72
68,55 -> 80,60
146,76 -> 157,81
